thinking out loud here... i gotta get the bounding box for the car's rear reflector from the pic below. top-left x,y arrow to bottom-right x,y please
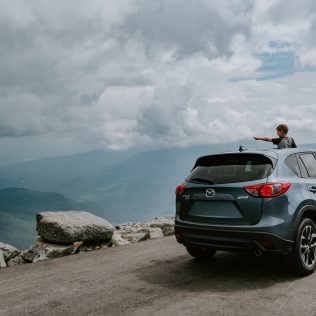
175,232 -> 182,242
243,182 -> 292,198
259,240 -> 274,250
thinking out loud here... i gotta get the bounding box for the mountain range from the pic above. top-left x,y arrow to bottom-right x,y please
0,187 -> 87,249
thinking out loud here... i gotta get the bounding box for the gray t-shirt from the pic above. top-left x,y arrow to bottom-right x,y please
272,137 -> 297,149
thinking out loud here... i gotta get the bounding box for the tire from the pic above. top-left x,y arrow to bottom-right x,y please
285,218 -> 316,276
185,245 -> 217,260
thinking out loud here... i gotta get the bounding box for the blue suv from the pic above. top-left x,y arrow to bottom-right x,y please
174,148 -> 316,275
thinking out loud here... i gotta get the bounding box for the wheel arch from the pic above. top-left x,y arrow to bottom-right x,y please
292,204 -> 316,239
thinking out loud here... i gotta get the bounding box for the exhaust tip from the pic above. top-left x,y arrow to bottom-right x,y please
254,249 -> 262,257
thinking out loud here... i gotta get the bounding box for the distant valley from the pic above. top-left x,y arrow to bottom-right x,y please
0,187 -> 88,249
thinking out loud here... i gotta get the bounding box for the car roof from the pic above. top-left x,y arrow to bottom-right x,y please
200,147 -> 316,161
243,147 -> 315,157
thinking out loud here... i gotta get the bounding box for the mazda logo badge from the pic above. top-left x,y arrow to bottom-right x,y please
206,188 -> 215,198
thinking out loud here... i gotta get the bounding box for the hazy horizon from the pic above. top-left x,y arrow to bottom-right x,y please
2,138 -> 316,166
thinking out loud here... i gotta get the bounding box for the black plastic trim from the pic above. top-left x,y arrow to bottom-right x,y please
175,224 -> 294,254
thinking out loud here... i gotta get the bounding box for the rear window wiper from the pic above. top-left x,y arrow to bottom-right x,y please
188,177 -> 215,184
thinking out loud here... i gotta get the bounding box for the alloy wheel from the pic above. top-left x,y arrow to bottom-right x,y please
300,224 -> 316,268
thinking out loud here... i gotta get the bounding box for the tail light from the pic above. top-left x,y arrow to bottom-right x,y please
175,184 -> 186,196
243,182 -> 291,198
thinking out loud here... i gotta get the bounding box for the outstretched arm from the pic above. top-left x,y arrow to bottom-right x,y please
253,137 -> 273,142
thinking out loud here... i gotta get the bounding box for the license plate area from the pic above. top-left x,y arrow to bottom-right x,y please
189,201 -> 242,219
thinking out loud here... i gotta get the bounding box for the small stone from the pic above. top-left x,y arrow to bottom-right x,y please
73,241 -> 83,253
115,222 -> 133,229
122,232 -> 148,243
21,249 -> 35,263
114,216 -> 174,244
73,241 -> 83,248
0,242 -> 20,261
110,231 -> 130,246
0,250 -> 7,268
149,217 -> 174,229
118,226 -> 138,235
140,228 -> 164,241
7,254 -> 26,267
97,242 -> 108,248
162,225 -> 174,236
78,245 -> 88,252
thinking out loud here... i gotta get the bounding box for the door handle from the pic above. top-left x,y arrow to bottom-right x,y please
310,186 -> 316,193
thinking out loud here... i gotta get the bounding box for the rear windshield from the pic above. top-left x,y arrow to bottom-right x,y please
186,153 -> 276,184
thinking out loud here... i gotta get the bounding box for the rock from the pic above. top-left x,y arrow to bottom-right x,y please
36,211 -> 115,244
110,231 -> 130,246
148,217 -> 174,236
114,216 -> 174,244
20,250 -> 34,263
162,225 -> 174,236
139,228 -> 164,241
78,245 -> 92,252
21,238 -> 75,263
117,225 -> 140,235
121,232 -> 148,243
73,241 -> 83,253
0,215 -> 174,268
0,250 -> 7,268
115,222 -> 133,229
149,217 -> 174,229
117,225 -> 150,243
0,242 -> 20,261
7,254 -> 26,267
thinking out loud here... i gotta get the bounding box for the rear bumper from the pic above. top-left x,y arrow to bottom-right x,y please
174,222 -> 294,255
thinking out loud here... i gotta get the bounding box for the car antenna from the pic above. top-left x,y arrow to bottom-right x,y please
239,145 -> 247,152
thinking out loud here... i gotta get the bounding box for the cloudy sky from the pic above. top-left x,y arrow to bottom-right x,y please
0,0 -> 316,164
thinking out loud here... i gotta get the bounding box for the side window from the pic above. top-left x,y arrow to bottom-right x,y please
285,154 -> 301,177
299,153 -> 316,178
297,156 -> 309,178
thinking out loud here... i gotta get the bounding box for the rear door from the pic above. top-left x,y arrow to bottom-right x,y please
180,153 -> 276,225
298,152 -> 316,200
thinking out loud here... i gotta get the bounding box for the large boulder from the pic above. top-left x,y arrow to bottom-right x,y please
36,211 -> 114,244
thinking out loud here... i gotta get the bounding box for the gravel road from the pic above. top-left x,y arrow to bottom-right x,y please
1,236 -> 316,316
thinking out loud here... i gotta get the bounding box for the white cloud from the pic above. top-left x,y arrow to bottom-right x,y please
0,0 -> 316,164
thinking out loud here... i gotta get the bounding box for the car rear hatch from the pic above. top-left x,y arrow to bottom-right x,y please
178,153 -> 277,225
